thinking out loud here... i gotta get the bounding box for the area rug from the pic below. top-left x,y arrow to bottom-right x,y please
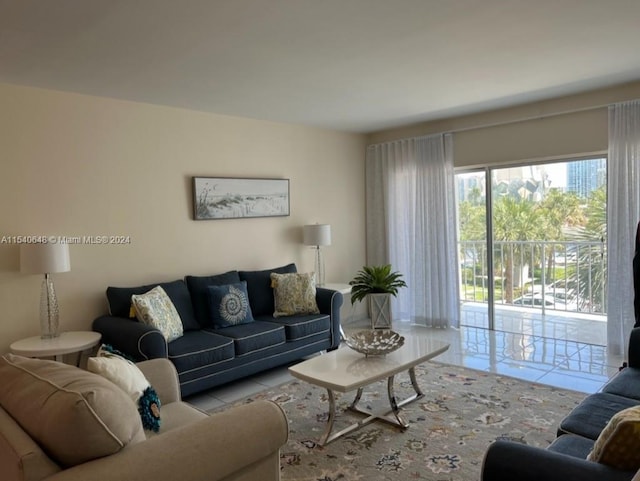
211,362 -> 586,481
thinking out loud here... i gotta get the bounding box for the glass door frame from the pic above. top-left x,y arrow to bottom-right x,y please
456,166 -> 495,330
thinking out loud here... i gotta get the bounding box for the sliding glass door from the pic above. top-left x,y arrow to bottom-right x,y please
456,170 -> 490,329
456,158 -> 607,344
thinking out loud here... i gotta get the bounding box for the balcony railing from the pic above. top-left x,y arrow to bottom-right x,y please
459,239 -> 607,315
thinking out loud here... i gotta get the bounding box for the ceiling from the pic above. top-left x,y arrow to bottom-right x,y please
2,0 -> 640,133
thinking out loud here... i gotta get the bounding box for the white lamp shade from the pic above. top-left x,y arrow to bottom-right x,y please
303,224 -> 331,246
20,243 -> 71,274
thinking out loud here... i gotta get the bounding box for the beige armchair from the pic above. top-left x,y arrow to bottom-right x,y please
0,354 -> 288,481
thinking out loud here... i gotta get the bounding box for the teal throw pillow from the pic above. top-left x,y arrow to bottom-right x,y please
207,281 -> 255,328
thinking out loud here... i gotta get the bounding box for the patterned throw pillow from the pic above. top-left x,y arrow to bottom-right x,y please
270,272 -> 320,318
207,281 -> 255,328
87,345 -> 162,432
587,405 -> 640,470
131,286 -> 184,342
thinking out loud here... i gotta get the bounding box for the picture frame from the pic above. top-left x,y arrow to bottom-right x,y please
192,177 -> 290,220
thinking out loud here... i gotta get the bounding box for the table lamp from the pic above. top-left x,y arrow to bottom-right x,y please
303,224 -> 331,286
20,242 -> 71,339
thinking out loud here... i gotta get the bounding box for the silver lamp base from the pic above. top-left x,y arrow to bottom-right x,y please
40,274 -> 60,339
314,246 -> 325,286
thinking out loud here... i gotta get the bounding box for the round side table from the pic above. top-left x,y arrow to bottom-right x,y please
10,331 -> 102,366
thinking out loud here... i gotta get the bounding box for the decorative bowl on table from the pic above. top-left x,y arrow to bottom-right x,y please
344,329 -> 405,356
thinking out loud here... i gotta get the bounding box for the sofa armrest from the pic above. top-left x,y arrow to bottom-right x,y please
137,359 -> 181,404
627,327 -> 640,368
316,288 -> 343,350
482,440 -> 634,481
92,315 -> 168,361
45,400 -> 288,481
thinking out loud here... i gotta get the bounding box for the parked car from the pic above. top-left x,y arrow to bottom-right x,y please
543,292 -> 578,311
526,279 -> 577,300
513,295 -> 555,308
512,293 -> 577,311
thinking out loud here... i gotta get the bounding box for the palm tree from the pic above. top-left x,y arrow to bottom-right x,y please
537,189 -> 585,276
492,195 -> 544,302
458,187 -> 487,297
571,186 -> 607,312
459,186 -> 486,242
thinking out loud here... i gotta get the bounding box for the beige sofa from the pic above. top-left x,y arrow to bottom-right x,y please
0,354 -> 288,481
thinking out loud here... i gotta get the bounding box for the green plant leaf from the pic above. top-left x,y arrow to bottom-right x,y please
348,264 -> 407,304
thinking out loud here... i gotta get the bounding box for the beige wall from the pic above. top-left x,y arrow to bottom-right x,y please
368,80 -> 640,166
0,84 -> 367,355
5,80 -> 640,355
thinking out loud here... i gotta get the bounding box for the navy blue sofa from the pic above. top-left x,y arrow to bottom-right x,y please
481,327 -> 640,481
485,225 -> 640,480
92,264 -> 343,397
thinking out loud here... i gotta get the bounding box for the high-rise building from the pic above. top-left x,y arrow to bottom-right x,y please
457,174 -> 484,203
566,158 -> 606,198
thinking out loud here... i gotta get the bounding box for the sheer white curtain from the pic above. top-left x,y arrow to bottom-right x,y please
366,133 -> 459,328
608,100 -> 640,356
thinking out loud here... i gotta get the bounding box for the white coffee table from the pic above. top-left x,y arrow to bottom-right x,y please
289,335 -> 449,445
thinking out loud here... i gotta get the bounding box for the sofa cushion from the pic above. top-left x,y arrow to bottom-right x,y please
0,354 -> 145,468
0,407 -> 62,481
107,279 -> 199,331
185,270 -> 241,326
131,286 -> 184,342
587,405 -> 640,470
602,367 -> 640,400
271,272 -> 320,317
213,321 -> 286,356
260,313 -> 330,341
559,392 -> 640,440
547,433 -> 595,459
207,281 -> 255,328
239,263 -> 297,316
168,330 -> 235,374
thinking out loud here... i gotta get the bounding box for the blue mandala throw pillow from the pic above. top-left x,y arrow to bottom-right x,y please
207,281 -> 255,328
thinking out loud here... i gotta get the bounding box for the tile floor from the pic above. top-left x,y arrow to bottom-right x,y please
185,316 -> 626,411
460,301 -> 608,346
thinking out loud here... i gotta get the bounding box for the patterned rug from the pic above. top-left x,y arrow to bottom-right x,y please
212,362 -> 586,481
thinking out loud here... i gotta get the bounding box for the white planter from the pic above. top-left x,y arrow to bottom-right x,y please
368,293 -> 392,329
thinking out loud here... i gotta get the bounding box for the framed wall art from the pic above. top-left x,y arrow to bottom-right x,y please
193,177 -> 290,220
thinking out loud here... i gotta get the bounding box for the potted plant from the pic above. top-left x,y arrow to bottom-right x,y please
349,265 -> 407,329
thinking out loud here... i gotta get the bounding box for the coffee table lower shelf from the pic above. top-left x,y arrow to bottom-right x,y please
320,366 -> 424,446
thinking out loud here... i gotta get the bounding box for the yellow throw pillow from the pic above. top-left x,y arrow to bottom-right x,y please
587,405 -> 640,470
270,272 -> 320,318
131,286 -> 184,342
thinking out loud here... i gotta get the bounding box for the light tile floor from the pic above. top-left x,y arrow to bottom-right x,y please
185,317 -> 626,411
460,301 -> 608,346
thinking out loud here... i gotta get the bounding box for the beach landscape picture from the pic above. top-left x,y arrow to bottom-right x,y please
193,177 -> 290,220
